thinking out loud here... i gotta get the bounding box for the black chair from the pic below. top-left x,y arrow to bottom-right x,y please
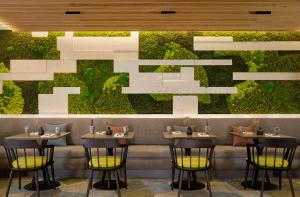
245,138 -> 297,197
4,139 -> 54,197
83,139 -> 128,197
170,139 -> 215,197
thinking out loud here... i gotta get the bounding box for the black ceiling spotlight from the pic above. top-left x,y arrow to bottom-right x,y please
65,11 -> 81,15
249,11 -> 272,15
160,10 -> 176,15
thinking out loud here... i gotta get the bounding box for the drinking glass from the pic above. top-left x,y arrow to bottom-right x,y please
166,126 -> 172,133
123,126 -> 129,135
55,127 -> 61,135
204,125 -> 211,134
273,126 -> 280,136
238,126 -> 244,133
24,126 -> 29,135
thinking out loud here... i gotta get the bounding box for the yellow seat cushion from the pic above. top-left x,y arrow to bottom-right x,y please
252,156 -> 289,168
12,156 -> 49,169
89,156 -> 121,168
176,156 -> 209,169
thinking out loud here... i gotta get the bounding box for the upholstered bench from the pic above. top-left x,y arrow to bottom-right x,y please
1,117 -> 300,178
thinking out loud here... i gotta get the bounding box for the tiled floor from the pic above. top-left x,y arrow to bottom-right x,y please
0,177 -> 299,197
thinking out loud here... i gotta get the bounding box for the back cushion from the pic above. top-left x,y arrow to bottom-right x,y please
231,125 -> 253,146
109,125 -> 126,144
44,123 -> 68,146
172,125 -> 195,132
109,126 -> 124,134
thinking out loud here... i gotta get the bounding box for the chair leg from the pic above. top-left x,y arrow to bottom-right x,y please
108,171 -> 111,189
287,170 -> 295,197
86,170 -> 93,197
101,171 -> 106,184
205,170 -> 213,197
50,164 -> 56,188
35,171 -> 40,197
5,170 -> 13,197
90,170 -> 93,190
18,172 -> 22,190
178,170 -> 183,197
116,170 -> 121,183
187,171 -> 191,190
252,167 -> 259,188
171,164 -> 175,190
244,162 -> 250,190
260,170 -> 266,197
114,171 -> 121,197
265,171 -> 271,184
177,170 -> 182,185
278,171 -> 282,190
124,167 -> 128,189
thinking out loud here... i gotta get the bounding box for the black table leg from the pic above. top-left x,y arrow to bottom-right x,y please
93,170 -> 127,190
171,171 -> 206,191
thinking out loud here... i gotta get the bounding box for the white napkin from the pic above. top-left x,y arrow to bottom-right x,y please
172,131 -> 182,135
41,133 -> 56,138
29,132 -> 39,136
96,131 -> 106,135
114,133 -> 124,138
265,133 -> 280,137
198,133 -> 209,137
243,132 -> 254,135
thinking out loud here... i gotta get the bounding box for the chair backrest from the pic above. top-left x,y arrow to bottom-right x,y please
83,139 -> 128,169
4,139 -> 54,170
247,138 -> 297,169
171,139 -> 215,170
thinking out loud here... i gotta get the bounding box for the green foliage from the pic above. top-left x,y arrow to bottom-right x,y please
202,31 -> 270,41
37,74 -> 92,114
139,32 -> 201,59
95,75 -> 134,114
227,81 -> 299,114
227,81 -> 272,113
2,31 -> 300,114
0,63 -> 24,114
150,42 -> 210,104
6,46 -> 15,53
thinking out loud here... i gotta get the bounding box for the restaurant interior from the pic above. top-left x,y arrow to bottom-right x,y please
0,0 -> 300,197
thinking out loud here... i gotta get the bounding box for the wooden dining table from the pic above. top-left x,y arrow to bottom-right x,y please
230,131 -> 296,190
81,131 -> 134,190
5,132 -> 70,191
163,131 -> 216,191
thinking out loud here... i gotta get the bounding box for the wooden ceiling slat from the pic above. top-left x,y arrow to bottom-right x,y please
0,0 -> 299,31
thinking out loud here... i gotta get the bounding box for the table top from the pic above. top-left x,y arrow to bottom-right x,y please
81,132 -> 135,140
5,132 -> 70,140
163,131 -> 217,139
230,132 -> 295,139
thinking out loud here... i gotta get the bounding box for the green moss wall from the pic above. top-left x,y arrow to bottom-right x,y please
1,31 -> 300,114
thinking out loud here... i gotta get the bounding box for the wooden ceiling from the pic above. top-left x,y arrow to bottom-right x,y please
0,0 -> 300,31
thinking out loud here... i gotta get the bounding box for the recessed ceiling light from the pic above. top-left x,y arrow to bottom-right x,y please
160,10 -> 176,15
65,11 -> 81,15
249,11 -> 272,15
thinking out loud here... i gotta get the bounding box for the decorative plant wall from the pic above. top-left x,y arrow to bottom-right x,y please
1,31 -> 300,114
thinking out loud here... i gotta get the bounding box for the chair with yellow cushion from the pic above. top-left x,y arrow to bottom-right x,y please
245,138 -> 297,197
4,139 -> 54,197
83,139 -> 128,197
170,139 -> 215,197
